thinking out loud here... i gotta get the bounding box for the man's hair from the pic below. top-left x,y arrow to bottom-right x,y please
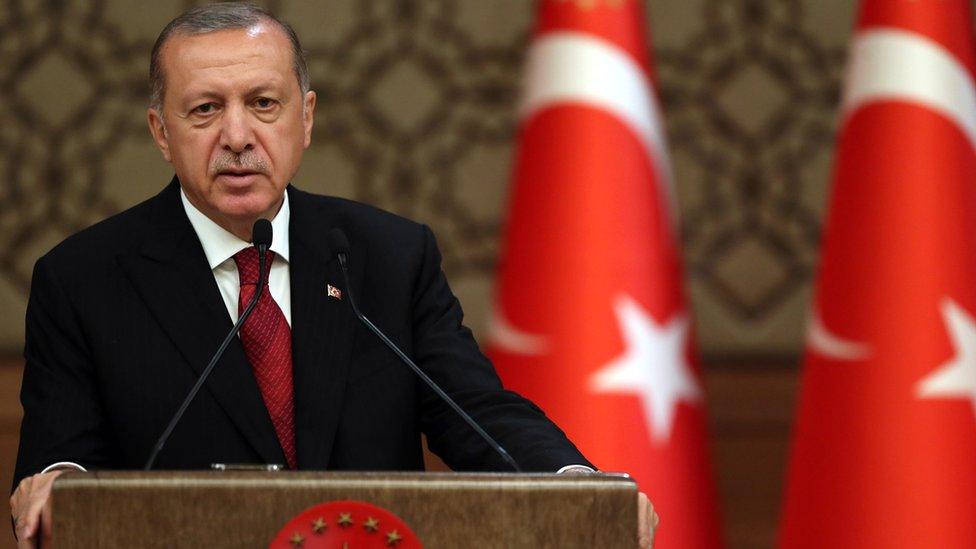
148,2 -> 309,111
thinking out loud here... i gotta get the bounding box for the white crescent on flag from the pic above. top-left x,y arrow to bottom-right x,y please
843,28 -> 976,149
486,305 -> 549,355
806,310 -> 871,361
519,31 -> 677,219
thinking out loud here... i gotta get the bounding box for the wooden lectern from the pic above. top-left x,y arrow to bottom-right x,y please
53,471 -> 637,547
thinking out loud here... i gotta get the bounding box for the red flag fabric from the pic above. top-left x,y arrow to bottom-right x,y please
779,1 -> 976,547
488,2 -> 723,547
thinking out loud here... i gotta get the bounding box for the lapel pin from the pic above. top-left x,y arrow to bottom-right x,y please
327,284 -> 343,300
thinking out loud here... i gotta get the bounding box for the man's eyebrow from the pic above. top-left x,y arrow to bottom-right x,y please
181,90 -> 222,105
178,83 -> 286,106
244,84 -> 284,97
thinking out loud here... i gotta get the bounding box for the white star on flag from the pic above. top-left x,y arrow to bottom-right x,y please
917,298 -> 976,419
589,294 -> 702,442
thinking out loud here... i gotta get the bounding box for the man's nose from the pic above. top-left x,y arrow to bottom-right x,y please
219,104 -> 255,153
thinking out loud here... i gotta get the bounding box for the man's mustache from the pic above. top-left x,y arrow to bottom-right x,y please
210,152 -> 270,176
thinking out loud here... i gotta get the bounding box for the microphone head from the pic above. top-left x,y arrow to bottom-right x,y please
327,228 -> 350,255
252,218 -> 273,248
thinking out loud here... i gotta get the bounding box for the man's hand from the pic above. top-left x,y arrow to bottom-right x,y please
10,470 -> 63,548
638,491 -> 659,548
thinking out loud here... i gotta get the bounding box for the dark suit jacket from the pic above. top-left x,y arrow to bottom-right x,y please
14,179 -> 590,486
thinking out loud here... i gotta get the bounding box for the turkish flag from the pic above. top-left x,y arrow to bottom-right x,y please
779,1 -> 976,547
487,1 -> 723,547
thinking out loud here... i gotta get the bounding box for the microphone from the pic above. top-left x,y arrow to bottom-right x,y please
326,228 -> 522,472
144,218 -> 273,470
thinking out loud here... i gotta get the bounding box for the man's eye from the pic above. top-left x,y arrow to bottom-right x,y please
193,103 -> 216,114
254,98 -> 276,109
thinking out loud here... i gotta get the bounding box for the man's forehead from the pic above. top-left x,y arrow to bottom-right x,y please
163,23 -> 286,60
161,23 -> 295,94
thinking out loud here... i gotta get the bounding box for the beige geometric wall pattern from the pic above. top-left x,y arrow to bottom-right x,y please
659,0 -> 853,356
0,0 -> 859,357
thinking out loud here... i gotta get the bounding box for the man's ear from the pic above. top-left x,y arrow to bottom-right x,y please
302,90 -> 316,149
147,107 -> 172,163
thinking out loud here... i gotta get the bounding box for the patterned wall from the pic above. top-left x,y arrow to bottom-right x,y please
0,0 -> 857,357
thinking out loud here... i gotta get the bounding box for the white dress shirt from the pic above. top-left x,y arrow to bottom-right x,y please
180,189 -> 292,325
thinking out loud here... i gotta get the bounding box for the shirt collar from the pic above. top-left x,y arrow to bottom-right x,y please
180,188 -> 290,270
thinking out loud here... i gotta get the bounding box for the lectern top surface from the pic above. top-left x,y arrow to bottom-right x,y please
54,470 -> 636,491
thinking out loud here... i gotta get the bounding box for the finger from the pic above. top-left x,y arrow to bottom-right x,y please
637,493 -> 651,548
11,477 -> 31,522
648,511 -> 660,548
15,513 -> 36,547
11,477 -> 32,517
18,488 -> 50,543
15,507 -> 37,543
638,492 -> 649,531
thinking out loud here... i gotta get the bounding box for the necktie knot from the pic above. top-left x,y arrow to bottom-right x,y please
233,247 -> 276,286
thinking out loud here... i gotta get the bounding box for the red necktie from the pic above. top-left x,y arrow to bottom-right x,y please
233,247 -> 297,469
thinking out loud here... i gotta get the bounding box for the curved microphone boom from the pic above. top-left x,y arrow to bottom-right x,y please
143,218 -> 273,470
326,228 -> 522,472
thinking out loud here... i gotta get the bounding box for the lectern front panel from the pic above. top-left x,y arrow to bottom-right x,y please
53,471 -> 637,548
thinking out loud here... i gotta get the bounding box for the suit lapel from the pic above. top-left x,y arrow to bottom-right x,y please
118,181 -> 286,466
288,187 -> 363,469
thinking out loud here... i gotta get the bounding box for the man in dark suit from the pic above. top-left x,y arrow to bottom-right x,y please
9,4 -> 656,548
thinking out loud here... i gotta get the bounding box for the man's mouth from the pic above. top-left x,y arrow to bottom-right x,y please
218,170 -> 260,176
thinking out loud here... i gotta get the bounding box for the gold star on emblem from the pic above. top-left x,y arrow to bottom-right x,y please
338,512 -> 354,528
289,532 -> 304,547
311,517 -> 327,534
363,516 -> 380,533
386,529 -> 403,546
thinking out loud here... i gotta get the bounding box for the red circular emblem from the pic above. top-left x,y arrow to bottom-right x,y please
269,500 -> 422,548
